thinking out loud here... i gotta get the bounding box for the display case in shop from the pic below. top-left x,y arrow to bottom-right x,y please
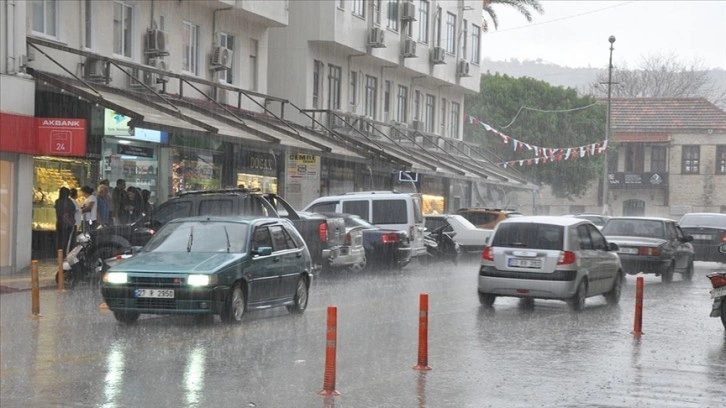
32,157 -> 93,231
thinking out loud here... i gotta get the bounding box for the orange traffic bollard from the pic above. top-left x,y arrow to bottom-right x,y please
319,306 -> 340,396
414,293 -> 432,371
31,260 -> 40,317
633,276 -> 644,336
57,248 -> 64,291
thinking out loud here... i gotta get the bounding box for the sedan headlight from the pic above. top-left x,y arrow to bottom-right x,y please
104,272 -> 128,284
187,274 -> 215,286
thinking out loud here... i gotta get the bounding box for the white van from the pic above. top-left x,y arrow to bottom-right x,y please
303,191 -> 427,258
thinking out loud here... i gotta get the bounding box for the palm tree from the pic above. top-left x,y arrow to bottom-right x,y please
482,0 -> 544,32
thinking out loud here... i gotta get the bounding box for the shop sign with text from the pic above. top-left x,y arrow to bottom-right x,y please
36,118 -> 87,156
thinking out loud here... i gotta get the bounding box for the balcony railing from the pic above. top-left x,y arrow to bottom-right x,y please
608,172 -> 668,188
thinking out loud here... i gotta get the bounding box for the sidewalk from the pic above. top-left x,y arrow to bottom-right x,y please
0,260 -> 60,293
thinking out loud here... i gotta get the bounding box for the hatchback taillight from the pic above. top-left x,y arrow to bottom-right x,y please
638,247 -> 660,256
721,232 -> 726,243
708,273 -> 726,288
382,233 -> 399,244
557,250 -> 576,265
319,222 -> 328,243
482,246 -> 493,261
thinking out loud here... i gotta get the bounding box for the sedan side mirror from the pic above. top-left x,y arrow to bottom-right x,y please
683,235 -> 694,243
252,246 -> 273,257
607,242 -> 620,252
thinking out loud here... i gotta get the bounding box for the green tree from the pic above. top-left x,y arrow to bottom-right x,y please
482,0 -> 544,32
466,73 -> 606,198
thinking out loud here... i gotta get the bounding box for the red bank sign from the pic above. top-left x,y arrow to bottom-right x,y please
0,113 -> 87,156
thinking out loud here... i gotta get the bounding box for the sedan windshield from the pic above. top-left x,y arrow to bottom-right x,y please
602,219 -> 664,238
144,221 -> 249,253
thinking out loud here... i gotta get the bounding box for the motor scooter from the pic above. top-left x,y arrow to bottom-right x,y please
706,243 -> 726,329
423,225 -> 461,265
55,231 -> 99,288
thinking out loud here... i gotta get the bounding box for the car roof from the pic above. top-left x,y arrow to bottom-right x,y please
607,216 -> 675,222
499,215 -> 585,227
167,215 -> 280,224
680,212 -> 726,217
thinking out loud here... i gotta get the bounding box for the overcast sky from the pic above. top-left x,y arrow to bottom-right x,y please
480,0 -> 726,70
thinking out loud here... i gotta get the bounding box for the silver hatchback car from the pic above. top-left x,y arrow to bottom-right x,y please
478,216 -> 624,311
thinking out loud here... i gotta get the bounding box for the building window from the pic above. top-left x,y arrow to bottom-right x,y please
445,12 -> 456,54
329,65 -> 342,110
450,102 -> 460,138
84,0 -> 93,47
352,0 -> 365,17
414,90 -> 421,121
32,0 -> 57,37
624,143 -> 644,172
219,33 -> 234,84
374,0 -> 382,25
387,0 -> 399,32
434,6 -> 442,47
338,0 -> 345,10
440,98 -> 447,135
424,94 -> 435,133
383,80 -> 391,121
471,24 -> 480,64
418,0 -> 429,43
397,85 -> 408,123
113,2 -> 133,57
651,145 -> 667,173
349,71 -> 358,107
682,145 -> 700,174
461,19 -> 468,60
364,75 -> 378,119
249,39 -> 258,91
716,145 -> 726,174
313,60 -> 324,108
182,21 -> 199,74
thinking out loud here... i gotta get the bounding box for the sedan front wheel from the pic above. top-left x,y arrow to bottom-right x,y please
221,284 -> 245,323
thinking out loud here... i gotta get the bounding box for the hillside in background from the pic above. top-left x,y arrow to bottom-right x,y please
480,58 -> 726,109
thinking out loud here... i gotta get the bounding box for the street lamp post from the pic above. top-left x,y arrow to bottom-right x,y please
602,35 -> 616,215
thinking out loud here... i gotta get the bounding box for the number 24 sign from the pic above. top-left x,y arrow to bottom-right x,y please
50,130 -> 72,154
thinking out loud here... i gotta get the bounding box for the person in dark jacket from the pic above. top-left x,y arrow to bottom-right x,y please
54,187 -> 76,255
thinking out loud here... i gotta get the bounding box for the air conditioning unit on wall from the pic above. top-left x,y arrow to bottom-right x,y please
145,29 -> 169,56
367,27 -> 386,48
402,39 -> 417,58
457,60 -> 471,77
430,47 -> 445,64
211,46 -> 233,70
401,2 -> 416,21
84,58 -> 105,80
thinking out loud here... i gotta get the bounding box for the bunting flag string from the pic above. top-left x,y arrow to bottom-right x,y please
467,115 -> 608,168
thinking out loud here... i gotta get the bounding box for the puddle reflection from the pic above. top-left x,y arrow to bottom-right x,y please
184,345 -> 207,407
101,342 -> 126,408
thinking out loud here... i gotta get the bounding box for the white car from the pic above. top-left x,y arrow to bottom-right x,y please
425,214 -> 492,254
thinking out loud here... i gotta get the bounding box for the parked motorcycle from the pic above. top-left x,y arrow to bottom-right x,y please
55,231 -> 103,288
423,225 -> 461,265
706,244 -> 726,329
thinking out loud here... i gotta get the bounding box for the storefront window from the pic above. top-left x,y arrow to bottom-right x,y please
32,157 -> 94,231
172,148 -> 223,193
236,150 -> 278,193
0,159 -> 13,267
102,138 -> 159,204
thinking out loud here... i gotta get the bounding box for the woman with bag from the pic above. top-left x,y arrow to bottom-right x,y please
54,187 -> 76,256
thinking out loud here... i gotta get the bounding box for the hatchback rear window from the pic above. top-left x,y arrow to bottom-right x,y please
491,223 -> 564,250
198,199 -> 234,216
679,214 -> 726,228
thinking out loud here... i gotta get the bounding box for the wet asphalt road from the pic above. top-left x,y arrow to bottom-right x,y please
1,258 -> 725,408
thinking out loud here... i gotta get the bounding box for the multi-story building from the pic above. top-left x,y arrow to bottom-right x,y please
535,97 -> 726,217
0,0 -> 534,274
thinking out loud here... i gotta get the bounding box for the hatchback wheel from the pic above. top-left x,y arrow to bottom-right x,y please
661,263 -> 675,284
720,301 -> 726,329
569,279 -> 587,312
221,284 -> 245,323
478,292 -> 495,307
683,260 -> 694,282
605,272 -> 623,305
287,276 -> 309,314
113,311 -> 139,324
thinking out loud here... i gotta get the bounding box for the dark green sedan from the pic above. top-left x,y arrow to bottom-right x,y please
101,216 -> 313,324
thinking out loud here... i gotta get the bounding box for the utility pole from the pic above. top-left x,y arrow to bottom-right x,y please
601,35 -> 616,215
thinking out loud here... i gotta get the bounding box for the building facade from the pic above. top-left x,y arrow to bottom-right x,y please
0,0 -> 534,274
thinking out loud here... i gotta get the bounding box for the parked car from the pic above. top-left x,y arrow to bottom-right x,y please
320,213 -> 412,270
454,208 -> 522,230
478,216 -> 623,311
138,188 -> 345,273
424,214 -> 492,254
298,211 -> 366,272
678,213 -> 726,263
101,216 -> 313,324
601,217 -> 695,283
303,191 -> 426,259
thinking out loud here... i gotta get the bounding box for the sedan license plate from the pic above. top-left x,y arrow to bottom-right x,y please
134,288 -> 174,298
508,258 -> 542,268
619,247 -> 638,254
693,234 -> 712,241
711,286 -> 726,299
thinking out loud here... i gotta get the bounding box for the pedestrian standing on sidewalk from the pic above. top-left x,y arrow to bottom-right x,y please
69,188 -> 82,231
112,179 -> 128,225
96,184 -> 111,227
54,187 -> 76,255
80,186 -> 98,230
